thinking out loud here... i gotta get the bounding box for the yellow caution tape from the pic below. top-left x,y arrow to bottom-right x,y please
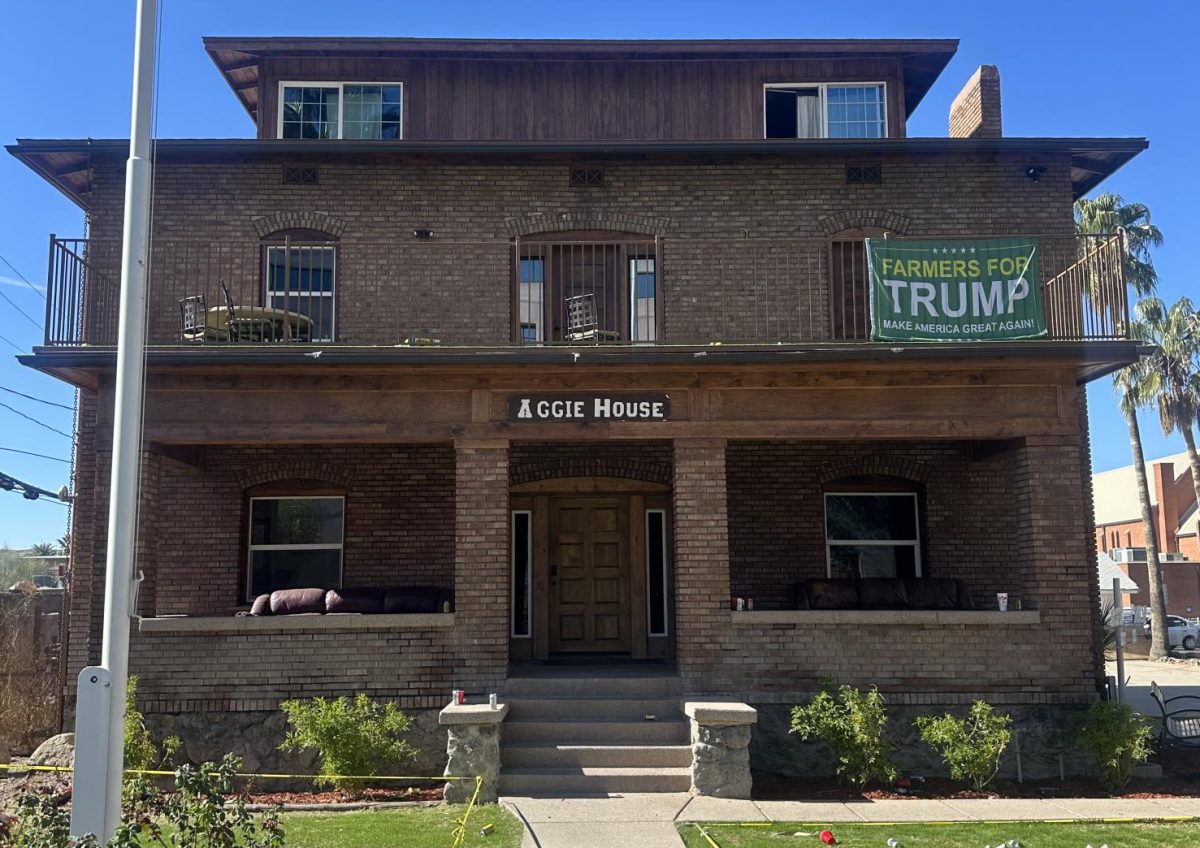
693,823 -> 724,848
0,762 -> 474,781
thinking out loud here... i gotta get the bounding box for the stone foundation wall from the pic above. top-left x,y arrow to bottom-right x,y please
143,708 -> 445,792
750,703 -> 1091,782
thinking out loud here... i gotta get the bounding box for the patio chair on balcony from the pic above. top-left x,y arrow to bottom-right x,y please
178,294 -> 210,343
220,280 -> 276,343
564,294 -> 619,343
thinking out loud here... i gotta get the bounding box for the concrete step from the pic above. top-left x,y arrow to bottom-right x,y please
505,675 -> 681,699
503,719 -> 689,745
507,697 -> 682,721
503,743 -> 692,769
498,766 -> 692,795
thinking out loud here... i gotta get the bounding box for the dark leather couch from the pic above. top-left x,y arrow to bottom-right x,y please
247,586 -> 454,616
792,577 -> 975,611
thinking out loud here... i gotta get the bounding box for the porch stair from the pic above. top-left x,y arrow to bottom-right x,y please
498,667 -> 691,795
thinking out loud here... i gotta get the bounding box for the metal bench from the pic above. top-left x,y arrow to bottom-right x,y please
1150,681 -> 1200,746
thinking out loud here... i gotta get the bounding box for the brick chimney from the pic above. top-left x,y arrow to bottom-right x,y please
949,65 -> 1002,139
1154,461 -> 1183,554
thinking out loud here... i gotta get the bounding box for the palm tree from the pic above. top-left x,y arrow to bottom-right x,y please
1114,358 -> 1170,660
1075,193 -> 1168,658
1135,296 -> 1200,524
1074,192 -> 1163,296
29,542 -> 57,557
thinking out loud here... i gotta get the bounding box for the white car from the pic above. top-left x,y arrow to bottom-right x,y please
1144,615 -> 1199,650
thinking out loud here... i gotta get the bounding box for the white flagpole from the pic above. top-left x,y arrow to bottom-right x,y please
70,0 -> 157,839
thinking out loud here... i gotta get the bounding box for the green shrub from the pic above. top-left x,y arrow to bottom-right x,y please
123,676 -> 156,774
914,701 -> 1012,790
279,693 -> 415,798
1072,700 -> 1153,792
790,684 -> 897,788
3,755 -> 283,848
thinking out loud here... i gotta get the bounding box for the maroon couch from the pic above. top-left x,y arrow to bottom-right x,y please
247,586 -> 454,616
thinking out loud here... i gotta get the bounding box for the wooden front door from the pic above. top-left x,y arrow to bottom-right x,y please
549,496 -> 632,653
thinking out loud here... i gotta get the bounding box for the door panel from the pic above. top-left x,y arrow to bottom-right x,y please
549,497 -> 631,652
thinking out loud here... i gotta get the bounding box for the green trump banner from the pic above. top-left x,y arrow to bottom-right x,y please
867,237 -> 1046,342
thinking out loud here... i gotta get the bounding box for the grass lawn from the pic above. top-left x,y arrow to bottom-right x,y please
280,804 -> 523,848
678,821 -> 1200,848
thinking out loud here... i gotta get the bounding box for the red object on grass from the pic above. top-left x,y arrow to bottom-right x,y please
820,830 -> 837,845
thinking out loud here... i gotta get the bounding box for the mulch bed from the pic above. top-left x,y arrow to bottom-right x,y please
242,785 -> 443,805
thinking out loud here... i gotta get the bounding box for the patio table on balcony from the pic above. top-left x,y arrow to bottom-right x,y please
204,306 -> 313,342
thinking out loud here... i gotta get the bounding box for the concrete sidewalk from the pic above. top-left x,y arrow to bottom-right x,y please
503,793 -> 1200,848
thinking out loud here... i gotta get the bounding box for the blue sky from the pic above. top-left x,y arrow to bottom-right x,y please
0,1 -> 1195,546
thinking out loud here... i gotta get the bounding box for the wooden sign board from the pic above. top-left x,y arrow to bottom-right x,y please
507,394 -> 670,423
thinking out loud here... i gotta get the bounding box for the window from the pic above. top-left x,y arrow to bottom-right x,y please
247,496 -> 344,600
646,510 -> 668,637
630,256 -> 657,342
264,244 -> 336,342
511,511 -> 532,637
518,257 -> 545,344
825,492 -> 920,579
280,83 -> 403,139
764,83 -> 887,139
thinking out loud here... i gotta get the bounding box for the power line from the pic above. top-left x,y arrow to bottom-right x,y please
0,446 -> 71,464
0,251 -> 45,300
0,385 -> 74,411
0,333 -> 27,354
0,286 -> 42,331
0,470 -> 69,505
0,401 -> 72,439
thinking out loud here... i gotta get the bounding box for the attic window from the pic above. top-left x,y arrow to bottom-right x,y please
282,165 -> 319,185
570,168 -> 604,186
845,164 -> 882,184
279,82 -> 403,139
764,83 -> 887,139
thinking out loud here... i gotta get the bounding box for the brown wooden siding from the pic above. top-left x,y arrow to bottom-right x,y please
258,57 -> 906,141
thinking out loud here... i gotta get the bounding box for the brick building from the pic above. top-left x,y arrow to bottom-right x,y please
10,36 -> 1145,793
1094,451 -> 1200,615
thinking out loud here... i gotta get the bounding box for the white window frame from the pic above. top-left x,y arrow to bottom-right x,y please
277,81 -> 405,140
246,495 -> 345,601
762,82 -> 888,139
264,244 -> 337,343
511,510 -> 533,638
646,509 -> 669,637
823,491 -> 921,579
517,256 -> 545,345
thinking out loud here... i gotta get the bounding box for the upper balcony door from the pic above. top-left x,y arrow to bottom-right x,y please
515,233 -> 660,345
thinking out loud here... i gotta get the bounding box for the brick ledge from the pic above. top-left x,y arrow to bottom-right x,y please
730,609 -> 1040,626
137,613 -> 455,634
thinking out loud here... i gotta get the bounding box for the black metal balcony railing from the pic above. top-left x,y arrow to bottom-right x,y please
41,232 -> 1130,349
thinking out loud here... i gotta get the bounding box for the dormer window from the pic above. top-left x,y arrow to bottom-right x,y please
279,82 -> 403,139
764,83 -> 886,139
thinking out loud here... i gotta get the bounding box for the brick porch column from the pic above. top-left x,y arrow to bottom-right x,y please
1014,432 -> 1102,699
673,438 -> 731,688
453,439 -> 510,694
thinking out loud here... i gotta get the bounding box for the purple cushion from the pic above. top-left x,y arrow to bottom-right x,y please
384,586 -> 445,614
857,578 -> 908,609
326,588 -> 385,614
249,594 -> 273,616
269,588 -> 327,616
805,580 -> 860,610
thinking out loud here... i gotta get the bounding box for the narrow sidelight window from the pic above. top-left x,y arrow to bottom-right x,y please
512,511 -> 532,637
824,492 -> 920,579
247,496 -> 344,599
646,510 -> 668,636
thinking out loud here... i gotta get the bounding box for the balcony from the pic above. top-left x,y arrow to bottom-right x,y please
41,232 -> 1130,349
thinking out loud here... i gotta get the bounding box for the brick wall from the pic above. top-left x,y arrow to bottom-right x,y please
78,149 -> 1076,346
510,441 -> 672,485
145,444 -> 455,615
727,441 -> 1023,610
